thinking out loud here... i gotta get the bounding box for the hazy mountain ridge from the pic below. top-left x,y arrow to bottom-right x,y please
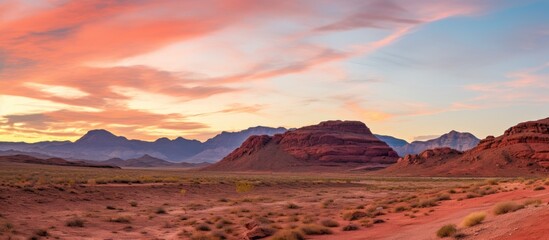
374,134 -> 409,148
0,126 -> 288,163
379,131 -> 480,156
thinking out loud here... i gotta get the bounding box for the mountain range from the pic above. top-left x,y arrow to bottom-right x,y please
0,125 -> 479,164
0,126 -> 287,163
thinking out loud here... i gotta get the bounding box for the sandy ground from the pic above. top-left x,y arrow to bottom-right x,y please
313,185 -> 549,240
0,164 -> 547,240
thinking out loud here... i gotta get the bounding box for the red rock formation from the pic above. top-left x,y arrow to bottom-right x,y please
204,120 -> 399,171
397,148 -> 462,165
382,117 -> 549,176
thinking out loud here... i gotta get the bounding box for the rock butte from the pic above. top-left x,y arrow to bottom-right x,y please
204,120 -> 399,171
383,117 -> 549,176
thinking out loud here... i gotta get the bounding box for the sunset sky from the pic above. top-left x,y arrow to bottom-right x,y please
0,0 -> 548,143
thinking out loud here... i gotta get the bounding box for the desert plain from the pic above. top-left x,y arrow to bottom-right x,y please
1,161 -> 548,240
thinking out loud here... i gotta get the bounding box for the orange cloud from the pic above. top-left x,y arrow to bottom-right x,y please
3,108 -> 208,141
345,101 -> 394,121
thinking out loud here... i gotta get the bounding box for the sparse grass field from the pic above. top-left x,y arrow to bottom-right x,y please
0,161 -> 547,239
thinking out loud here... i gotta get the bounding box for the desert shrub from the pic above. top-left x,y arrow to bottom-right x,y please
235,181 -> 254,193
486,179 -> 498,185
436,224 -> 457,238
66,218 -> 85,227
320,219 -> 339,228
493,202 -> 523,215
196,223 -> 211,231
461,212 -> 486,227
190,234 -> 216,240
156,207 -> 167,214
106,205 -> 116,210
300,224 -> 332,235
215,219 -> 233,229
436,194 -> 451,201
130,201 -> 138,207
1,222 -> 14,232
412,199 -> 438,208
342,224 -> 359,231
342,211 -> 368,221
533,186 -> 545,191
394,205 -> 409,212
287,203 -> 300,209
373,219 -> 385,224
466,193 -> 478,199
34,229 -> 48,237
271,230 -> 305,240
322,199 -> 334,208
110,216 -> 131,223
448,189 -> 457,194
523,199 -> 542,206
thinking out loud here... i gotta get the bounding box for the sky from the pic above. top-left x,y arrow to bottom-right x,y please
0,0 -> 548,143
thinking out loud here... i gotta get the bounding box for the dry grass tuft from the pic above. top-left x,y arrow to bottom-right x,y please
523,199 -> 542,206
300,224 -> 333,235
271,230 -> 306,240
461,212 -> 486,227
109,216 -> 131,223
342,224 -> 359,231
436,224 -> 456,238
320,219 -> 339,228
66,218 -> 85,227
493,202 -> 523,215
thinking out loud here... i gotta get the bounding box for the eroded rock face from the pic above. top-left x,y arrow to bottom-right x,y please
398,148 -> 462,165
221,135 -> 272,163
471,118 -> 549,162
207,120 -> 399,171
383,117 -> 549,176
277,121 -> 398,164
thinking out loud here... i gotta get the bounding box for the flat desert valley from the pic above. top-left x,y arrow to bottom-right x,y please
1,161 -> 548,240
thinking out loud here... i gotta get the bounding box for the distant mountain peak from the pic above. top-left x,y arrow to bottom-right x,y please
139,154 -> 156,159
155,137 -> 170,143
393,130 -> 480,156
75,129 -> 126,144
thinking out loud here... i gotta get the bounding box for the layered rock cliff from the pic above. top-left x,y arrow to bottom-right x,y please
204,120 -> 399,171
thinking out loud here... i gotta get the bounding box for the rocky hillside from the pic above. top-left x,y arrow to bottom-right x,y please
381,117 -> 549,176
204,120 -> 399,172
